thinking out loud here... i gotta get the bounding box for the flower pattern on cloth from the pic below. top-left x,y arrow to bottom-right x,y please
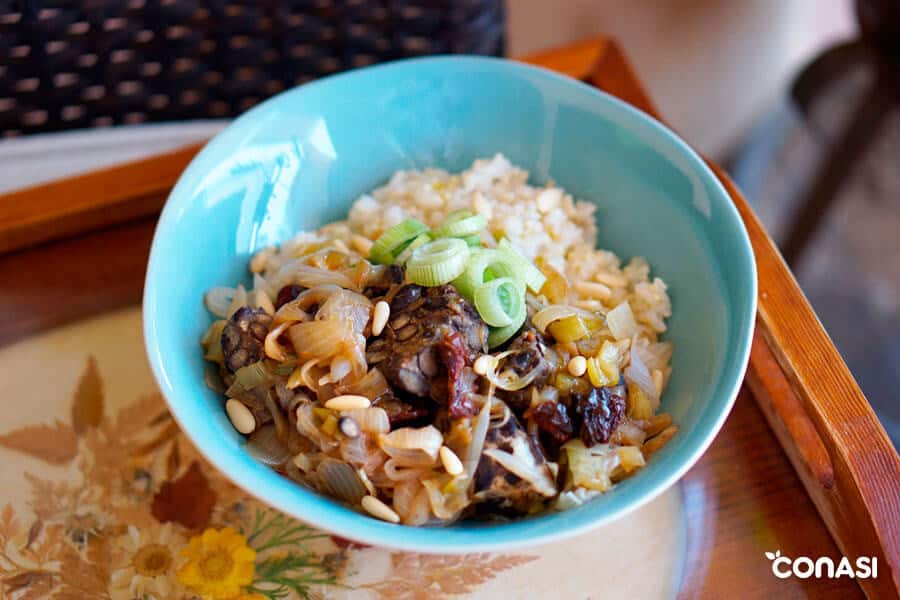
177,528 -> 256,598
0,355 -> 537,600
109,523 -> 184,600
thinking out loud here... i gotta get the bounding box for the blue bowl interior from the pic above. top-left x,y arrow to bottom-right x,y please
144,56 -> 756,552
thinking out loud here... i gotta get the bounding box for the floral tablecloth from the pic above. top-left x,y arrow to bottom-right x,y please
0,307 -> 684,599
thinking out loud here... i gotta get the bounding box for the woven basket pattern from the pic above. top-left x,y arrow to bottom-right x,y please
0,0 -> 505,137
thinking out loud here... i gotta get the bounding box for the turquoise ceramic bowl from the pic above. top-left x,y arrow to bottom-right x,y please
144,56 -> 756,553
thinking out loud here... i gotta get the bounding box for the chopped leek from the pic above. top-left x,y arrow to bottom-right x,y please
497,238 -> 546,292
474,277 -> 523,327
462,234 -> 482,247
452,248 -> 523,300
442,208 -> 473,223
597,340 -> 620,384
606,301 -> 638,340
393,232 -> 431,265
547,315 -> 591,343
586,357 -> 608,387
487,304 -> 527,348
587,341 -> 621,387
626,380 -> 654,419
406,238 -> 470,286
369,218 -> 429,264
433,213 -> 487,238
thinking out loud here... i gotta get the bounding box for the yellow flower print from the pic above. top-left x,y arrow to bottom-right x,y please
177,527 -> 256,599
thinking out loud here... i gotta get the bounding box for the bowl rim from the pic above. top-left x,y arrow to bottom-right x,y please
143,54 -> 757,553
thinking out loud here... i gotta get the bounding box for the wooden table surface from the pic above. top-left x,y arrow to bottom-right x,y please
1,38 -> 896,599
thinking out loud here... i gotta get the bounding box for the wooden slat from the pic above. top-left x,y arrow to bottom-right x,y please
514,37 -> 607,80
0,217 -> 156,347
0,142 -> 202,254
721,164 -> 900,599
680,390 -> 863,600
542,37 -> 900,599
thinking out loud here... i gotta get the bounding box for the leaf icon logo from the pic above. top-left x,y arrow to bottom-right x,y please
765,551 -> 781,560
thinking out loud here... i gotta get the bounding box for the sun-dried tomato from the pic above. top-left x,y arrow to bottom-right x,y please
437,331 -> 478,418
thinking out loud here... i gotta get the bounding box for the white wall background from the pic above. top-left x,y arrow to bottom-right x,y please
507,0 -> 856,158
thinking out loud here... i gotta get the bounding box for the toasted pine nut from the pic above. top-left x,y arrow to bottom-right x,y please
573,280 -> 612,300
333,238 -> 351,254
567,355 -> 587,377
593,271 -> 628,288
225,399 -> 256,434
536,188 -> 562,213
358,467 -> 376,495
472,191 -> 493,220
372,300 -> 390,336
652,369 -> 664,396
473,354 -> 497,376
439,446 -> 464,476
362,495 -> 400,523
351,234 -> 374,257
574,299 -> 604,311
251,288 -> 275,315
250,247 -> 273,273
324,394 -> 371,411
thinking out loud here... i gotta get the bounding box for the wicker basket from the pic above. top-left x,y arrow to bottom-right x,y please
0,0 -> 505,137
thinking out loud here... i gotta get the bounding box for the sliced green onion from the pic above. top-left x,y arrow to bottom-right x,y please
406,238 -> 470,286
443,208 -> 473,223
369,218 -> 429,264
487,305 -> 527,348
462,234 -> 482,247
474,277 -> 523,327
433,214 -> 487,238
393,232 -> 432,265
497,238 -> 547,293
452,248 -> 523,300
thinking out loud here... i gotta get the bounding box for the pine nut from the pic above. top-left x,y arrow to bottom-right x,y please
324,394 -> 371,411
372,300 -> 390,336
333,238 -> 351,254
338,416 -> 360,438
472,191 -> 493,220
225,399 -> 256,434
574,299 -> 604,311
362,495 -> 400,523
249,247 -> 273,273
652,369 -> 664,396
567,355 -> 587,377
351,234 -> 374,257
536,188 -> 562,213
593,271 -> 628,288
252,289 -> 275,315
358,468 -> 376,495
473,354 -> 497,376
573,280 -> 612,300
439,446 -> 464,476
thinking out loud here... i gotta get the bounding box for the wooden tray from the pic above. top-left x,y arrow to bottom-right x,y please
1,38 -> 897,599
